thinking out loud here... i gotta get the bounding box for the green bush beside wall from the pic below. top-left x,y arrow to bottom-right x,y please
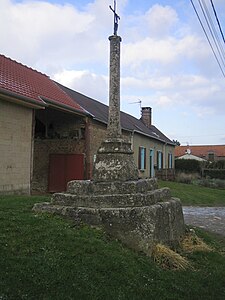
202,169 -> 225,179
175,159 -> 201,173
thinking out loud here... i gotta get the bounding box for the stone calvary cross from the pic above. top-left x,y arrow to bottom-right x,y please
33,1 -> 185,257
92,1 -> 138,182
109,0 -> 120,35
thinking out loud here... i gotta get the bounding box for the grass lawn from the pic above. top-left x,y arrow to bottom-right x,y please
0,195 -> 225,299
159,180 -> 225,206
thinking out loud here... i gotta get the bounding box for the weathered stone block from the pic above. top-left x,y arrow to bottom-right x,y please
93,153 -> 138,182
33,197 -> 185,255
99,198 -> 185,255
92,138 -> 138,182
51,187 -> 170,208
67,178 -> 158,195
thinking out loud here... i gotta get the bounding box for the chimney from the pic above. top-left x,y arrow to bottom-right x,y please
141,107 -> 152,128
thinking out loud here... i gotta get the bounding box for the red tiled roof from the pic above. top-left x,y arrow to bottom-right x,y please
175,145 -> 225,158
0,54 -> 85,113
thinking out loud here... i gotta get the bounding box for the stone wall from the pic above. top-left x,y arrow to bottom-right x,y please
0,99 -> 33,194
33,108 -> 87,193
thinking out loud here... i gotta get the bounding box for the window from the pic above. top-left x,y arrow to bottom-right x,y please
157,151 -> 163,170
208,152 -> 215,161
168,153 -> 173,169
138,147 -> 146,170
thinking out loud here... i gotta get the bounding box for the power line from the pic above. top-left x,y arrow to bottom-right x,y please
190,0 -> 225,77
200,0 -> 225,63
176,133 -> 225,138
210,0 -> 225,45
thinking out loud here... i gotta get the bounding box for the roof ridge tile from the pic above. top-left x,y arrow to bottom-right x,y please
0,54 -> 49,78
0,54 -> 86,114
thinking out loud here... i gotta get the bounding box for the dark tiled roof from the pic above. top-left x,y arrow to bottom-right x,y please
57,83 -> 174,145
0,54 -> 86,114
175,145 -> 225,158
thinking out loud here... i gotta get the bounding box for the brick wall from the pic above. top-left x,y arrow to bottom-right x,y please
155,169 -> 175,180
0,99 -> 33,194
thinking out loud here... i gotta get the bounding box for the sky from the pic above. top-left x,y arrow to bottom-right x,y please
1,0 -> 225,145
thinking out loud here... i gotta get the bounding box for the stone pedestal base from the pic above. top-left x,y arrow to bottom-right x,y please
92,138 -> 139,182
33,178 -> 185,255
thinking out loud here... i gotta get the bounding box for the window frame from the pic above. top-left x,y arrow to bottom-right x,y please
138,146 -> 146,170
168,153 -> 173,169
157,150 -> 163,170
208,152 -> 215,162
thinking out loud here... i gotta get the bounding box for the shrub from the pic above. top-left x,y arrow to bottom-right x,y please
175,159 -> 202,173
197,178 -> 225,189
175,172 -> 199,184
205,160 -> 225,169
202,169 -> 225,180
214,179 -> 225,189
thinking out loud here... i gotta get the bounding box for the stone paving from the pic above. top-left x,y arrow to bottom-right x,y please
183,206 -> 225,236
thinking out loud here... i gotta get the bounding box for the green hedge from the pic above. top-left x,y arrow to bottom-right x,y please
175,159 -> 225,179
202,169 -> 225,179
175,159 -> 201,173
205,160 -> 225,169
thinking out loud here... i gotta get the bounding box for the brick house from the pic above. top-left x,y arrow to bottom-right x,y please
0,54 -> 87,194
175,145 -> 225,162
0,54 -> 175,194
58,84 -> 175,181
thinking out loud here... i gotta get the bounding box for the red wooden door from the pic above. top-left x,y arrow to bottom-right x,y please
48,154 -> 84,192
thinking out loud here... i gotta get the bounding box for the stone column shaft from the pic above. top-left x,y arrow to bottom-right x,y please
92,34 -> 138,182
107,35 -> 122,138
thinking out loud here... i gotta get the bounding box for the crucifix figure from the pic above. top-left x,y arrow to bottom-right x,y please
109,0 -> 120,35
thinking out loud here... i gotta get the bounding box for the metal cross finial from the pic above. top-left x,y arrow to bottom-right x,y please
109,0 -> 120,35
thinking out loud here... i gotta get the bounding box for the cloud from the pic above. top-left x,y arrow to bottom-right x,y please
122,72 -> 225,117
156,95 -> 173,107
1,0 -> 225,144
195,106 -> 215,118
122,76 -> 173,90
0,0 -> 109,73
122,33 -> 210,74
144,4 -> 179,37
53,69 -> 108,102
120,3 -> 179,41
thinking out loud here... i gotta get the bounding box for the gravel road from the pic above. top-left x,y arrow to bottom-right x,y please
182,206 -> 225,236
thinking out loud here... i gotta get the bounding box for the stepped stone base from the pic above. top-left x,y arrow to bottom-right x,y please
33,178 -> 185,255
